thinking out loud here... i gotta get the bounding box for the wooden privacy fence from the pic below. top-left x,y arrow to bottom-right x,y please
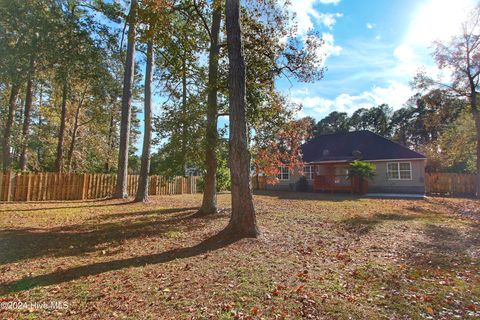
425,173 -> 477,196
252,176 -> 267,190
0,171 -> 199,202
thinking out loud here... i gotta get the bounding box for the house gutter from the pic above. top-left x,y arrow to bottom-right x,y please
366,158 -> 427,162
305,158 -> 426,164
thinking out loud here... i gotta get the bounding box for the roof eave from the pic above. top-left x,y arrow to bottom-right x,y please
366,157 -> 427,162
305,157 -> 426,164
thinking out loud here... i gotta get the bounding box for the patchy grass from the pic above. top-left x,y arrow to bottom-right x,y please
0,191 -> 479,319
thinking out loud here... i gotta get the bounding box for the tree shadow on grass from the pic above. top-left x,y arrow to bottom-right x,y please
0,199 -> 135,213
407,223 -> 480,269
0,207 -> 219,266
424,198 -> 480,221
86,206 -> 200,222
341,213 -> 416,235
0,230 -> 241,295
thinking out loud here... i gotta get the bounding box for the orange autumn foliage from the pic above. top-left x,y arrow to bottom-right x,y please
253,118 -> 312,184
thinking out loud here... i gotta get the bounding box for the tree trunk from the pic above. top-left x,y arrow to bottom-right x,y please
196,1 -> 222,216
135,40 -> 154,203
114,0 -> 137,199
473,108 -> 480,198
37,84 -> 43,165
105,113 -> 115,173
2,83 -> 20,171
224,0 -> 259,238
55,81 -> 68,172
469,84 -> 480,198
19,55 -> 36,171
67,112 -> 79,171
67,88 -> 87,171
180,56 -> 188,175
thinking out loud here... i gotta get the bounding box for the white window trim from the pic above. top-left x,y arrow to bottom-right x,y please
387,162 -> 412,180
277,165 -> 290,180
303,165 -> 314,180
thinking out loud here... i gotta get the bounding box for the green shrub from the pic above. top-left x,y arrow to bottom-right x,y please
196,176 -> 204,192
216,154 -> 231,191
196,167 -> 231,193
349,160 -> 376,180
216,165 -> 231,191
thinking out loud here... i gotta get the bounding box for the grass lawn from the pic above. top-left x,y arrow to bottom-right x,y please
1,191 -> 479,319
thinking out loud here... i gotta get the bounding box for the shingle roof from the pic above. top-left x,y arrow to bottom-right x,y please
301,130 -> 426,163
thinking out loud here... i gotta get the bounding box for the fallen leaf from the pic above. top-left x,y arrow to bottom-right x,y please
426,307 -> 434,315
251,306 -> 259,315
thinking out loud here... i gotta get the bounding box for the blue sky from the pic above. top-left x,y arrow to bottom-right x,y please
279,0 -> 477,119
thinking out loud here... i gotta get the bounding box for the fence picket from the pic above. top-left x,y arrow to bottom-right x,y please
425,173 -> 476,196
0,172 -> 199,202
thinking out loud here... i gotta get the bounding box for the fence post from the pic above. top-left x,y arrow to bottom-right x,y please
26,172 -> 32,202
7,171 -> 14,201
0,171 -> 3,201
5,170 -> 15,201
80,174 -> 87,200
151,176 -> 157,196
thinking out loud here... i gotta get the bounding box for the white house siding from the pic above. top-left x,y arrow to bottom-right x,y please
369,159 -> 426,194
265,159 -> 426,194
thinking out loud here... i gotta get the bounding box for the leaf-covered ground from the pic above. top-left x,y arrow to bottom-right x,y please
0,191 -> 479,319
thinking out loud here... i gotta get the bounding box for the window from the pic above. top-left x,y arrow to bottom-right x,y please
399,163 -> 412,179
387,163 -> 399,179
277,166 -> 290,180
387,162 -> 412,180
335,167 -> 349,176
334,167 -> 349,184
303,166 -> 314,180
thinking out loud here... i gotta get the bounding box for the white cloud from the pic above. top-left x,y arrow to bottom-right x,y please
291,81 -> 414,120
366,22 -> 375,29
288,0 -> 343,35
368,81 -> 414,109
319,32 -> 342,57
286,0 -> 344,65
301,32 -> 342,67
288,0 -> 321,35
391,43 -> 442,80
318,12 -> 343,29
319,0 -> 341,4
